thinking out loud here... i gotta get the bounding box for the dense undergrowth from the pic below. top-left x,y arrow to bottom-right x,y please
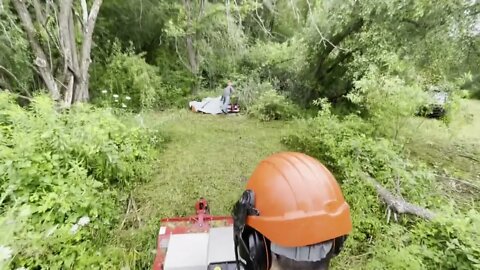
282,100 -> 480,269
1,0 -> 479,268
0,93 -> 165,269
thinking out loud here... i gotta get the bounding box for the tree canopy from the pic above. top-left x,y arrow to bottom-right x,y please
1,0 -> 480,269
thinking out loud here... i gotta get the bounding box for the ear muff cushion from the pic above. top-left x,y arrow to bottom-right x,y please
240,227 -> 271,270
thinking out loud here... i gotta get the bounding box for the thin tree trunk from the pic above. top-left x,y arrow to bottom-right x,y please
184,0 -> 198,75
186,36 -> 198,75
59,0 -> 76,105
32,0 -> 46,25
12,0 -> 60,101
183,0 -> 200,93
74,0 -> 103,103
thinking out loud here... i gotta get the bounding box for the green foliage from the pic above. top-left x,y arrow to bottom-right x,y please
0,3 -> 34,96
413,210 -> 480,269
95,0 -> 172,61
233,75 -> 269,108
239,39 -> 309,104
0,93 -> 164,269
247,86 -> 300,121
90,44 -> 164,111
347,63 -> 429,138
282,100 -> 480,268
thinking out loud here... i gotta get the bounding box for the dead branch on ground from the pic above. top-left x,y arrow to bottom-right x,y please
364,174 -> 437,221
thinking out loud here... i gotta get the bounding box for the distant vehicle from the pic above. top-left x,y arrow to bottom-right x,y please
417,87 -> 449,118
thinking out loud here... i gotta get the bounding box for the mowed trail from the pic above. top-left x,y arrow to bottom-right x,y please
135,111 -> 292,221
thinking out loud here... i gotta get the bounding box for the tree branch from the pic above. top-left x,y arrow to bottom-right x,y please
175,37 -> 192,72
365,175 -> 436,220
80,0 -> 89,30
0,65 -> 32,97
32,0 -> 47,25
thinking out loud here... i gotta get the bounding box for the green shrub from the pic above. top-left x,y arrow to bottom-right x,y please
459,89 -> 471,99
90,44 -> 163,112
248,86 -> 300,121
234,76 -> 270,109
0,93 -> 165,269
412,210 -> 480,269
347,66 -> 429,138
282,100 -> 479,269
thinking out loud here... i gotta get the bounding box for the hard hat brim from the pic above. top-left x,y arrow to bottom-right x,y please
247,202 -> 352,247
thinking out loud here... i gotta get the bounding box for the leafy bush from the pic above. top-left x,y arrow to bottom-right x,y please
413,210 -> 480,269
347,65 -> 429,138
91,44 -> 163,111
239,40 -> 309,105
0,93 -> 164,269
247,86 -> 300,121
282,100 -> 479,269
234,76 -> 270,109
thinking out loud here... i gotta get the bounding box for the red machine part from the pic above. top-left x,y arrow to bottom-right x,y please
152,198 -> 234,270
228,104 -> 240,113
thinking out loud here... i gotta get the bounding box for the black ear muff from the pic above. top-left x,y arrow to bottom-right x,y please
245,228 -> 271,270
232,190 -> 271,270
331,235 -> 347,257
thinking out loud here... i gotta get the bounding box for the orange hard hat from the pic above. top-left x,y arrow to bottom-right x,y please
244,152 -> 352,247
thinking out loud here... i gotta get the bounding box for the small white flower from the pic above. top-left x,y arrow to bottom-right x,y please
113,94 -> 119,98
125,96 -> 131,100
0,245 -> 13,261
70,224 -> 80,234
121,103 -> 127,108
77,216 -> 90,226
101,90 -> 107,94
114,99 -> 119,102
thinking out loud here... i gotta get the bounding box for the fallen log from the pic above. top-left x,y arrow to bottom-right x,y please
364,175 -> 436,221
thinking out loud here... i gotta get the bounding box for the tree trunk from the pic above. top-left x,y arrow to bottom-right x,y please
59,0 -> 77,105
12,0 -> 102,105
184,0 -> 200,93
186,36 -> 198,75
74,0 -> 103,103
12,0 -> 60,101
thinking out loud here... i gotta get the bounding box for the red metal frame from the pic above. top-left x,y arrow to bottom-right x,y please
152,198 -> 234,270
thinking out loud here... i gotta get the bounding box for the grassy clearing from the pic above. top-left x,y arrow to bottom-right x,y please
136,110 -> 294,218
115,110 -> 295,267
114,100 -> 480,268
403,99 -> 480,208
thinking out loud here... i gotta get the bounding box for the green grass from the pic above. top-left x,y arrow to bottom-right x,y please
402,99 -> 480,208
116,99 -> 480,268
136,110 -> 294,218
116,110 -> 296,268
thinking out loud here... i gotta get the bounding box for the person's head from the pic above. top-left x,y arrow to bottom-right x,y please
227,80 -> 232,86
232,152 -> 352,270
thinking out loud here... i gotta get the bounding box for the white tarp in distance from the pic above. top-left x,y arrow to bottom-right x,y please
189,96 -> 240,114
189,96 -> 225,114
